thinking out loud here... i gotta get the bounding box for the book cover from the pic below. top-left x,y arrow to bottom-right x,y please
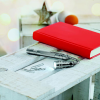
33,22 -> 100,59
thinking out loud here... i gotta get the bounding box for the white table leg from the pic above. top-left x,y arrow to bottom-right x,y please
51,77 -> 91,100
93,72 -> 100,100
51,88 -> 73,100
73,77 -> 91,100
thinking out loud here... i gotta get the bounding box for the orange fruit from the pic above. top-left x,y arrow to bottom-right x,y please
65,15 -> 78,25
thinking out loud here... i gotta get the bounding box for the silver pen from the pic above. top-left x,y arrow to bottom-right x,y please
26,48 -> 78,61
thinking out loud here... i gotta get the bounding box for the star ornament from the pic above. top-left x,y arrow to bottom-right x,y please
34,2 -> 57,25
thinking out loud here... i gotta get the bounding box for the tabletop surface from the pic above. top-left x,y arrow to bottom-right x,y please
0,23 -> 100,100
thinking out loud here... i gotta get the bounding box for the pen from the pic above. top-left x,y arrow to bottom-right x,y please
26,48 -> 79,61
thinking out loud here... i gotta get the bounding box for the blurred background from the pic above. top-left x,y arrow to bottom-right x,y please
0,0 -> 100,56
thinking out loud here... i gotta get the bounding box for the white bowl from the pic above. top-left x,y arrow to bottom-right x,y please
56,11 -> 72,22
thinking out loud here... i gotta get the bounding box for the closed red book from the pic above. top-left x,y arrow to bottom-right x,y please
33,22 -> 100,59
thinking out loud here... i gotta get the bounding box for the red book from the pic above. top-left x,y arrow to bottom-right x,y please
33,22 -> 100,59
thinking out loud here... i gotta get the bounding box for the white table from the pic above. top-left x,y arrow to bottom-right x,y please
0,16 -> 99,100
0,42 -> 100,100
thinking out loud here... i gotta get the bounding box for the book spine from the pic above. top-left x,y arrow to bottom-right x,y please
33,31 -> 91,59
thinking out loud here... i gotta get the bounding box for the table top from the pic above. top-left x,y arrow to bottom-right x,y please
0,23 -> 100,100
